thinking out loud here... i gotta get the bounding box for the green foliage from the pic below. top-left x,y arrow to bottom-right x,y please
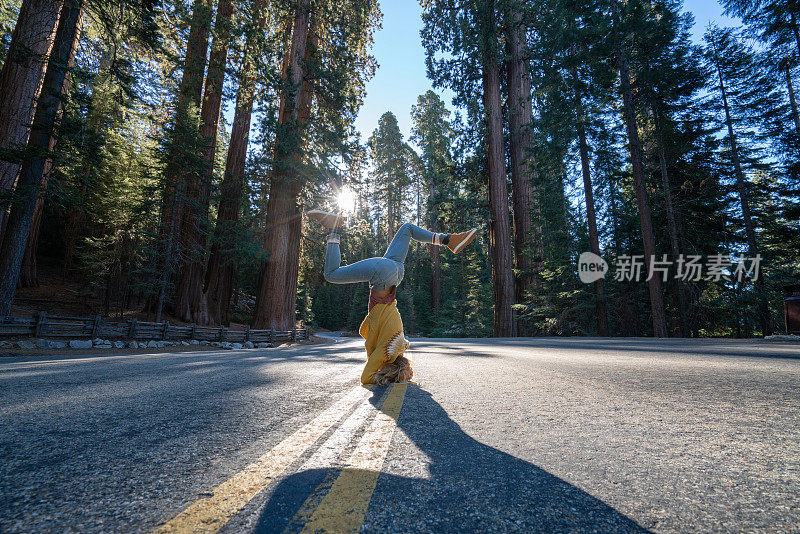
0,0 -> 21,60
3,0 -> 798,337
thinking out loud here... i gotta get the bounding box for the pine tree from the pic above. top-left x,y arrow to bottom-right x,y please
721,0 -> 800,56
613,0 -> 668,337
252,0 -> 313,331
253,0 -> 381,330
368,111 -> 410,243
154,0 -> 213,322
422,0 -> 516,336
706,25 -> 783,336
627,2 -> 708,337
410,90 -> 452,311
203,0 -> 271,326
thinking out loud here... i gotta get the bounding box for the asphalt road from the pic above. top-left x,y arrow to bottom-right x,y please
1,336 -> 799,533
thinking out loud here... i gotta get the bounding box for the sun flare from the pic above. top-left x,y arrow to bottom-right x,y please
337,187 -> 357,214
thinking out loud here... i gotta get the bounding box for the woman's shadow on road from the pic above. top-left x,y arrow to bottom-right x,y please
255,384 -> 650,533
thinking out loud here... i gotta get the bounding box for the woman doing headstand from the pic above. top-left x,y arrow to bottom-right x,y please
307,210 -> 476,385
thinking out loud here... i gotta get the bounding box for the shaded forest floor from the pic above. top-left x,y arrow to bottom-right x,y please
10,264 -> 260,329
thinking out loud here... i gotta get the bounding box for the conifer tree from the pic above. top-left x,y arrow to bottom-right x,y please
706,25 -> 782,336
0,0 -> 62,235
368,111 -> 410,242
173,0 -> 235,323
613,0 -> 668,337
422,0 -> 516,336
504,0 -> 542,324
204,0 -> 271,326
154,0 -> 213,321
721,0 -> 800,56
253,0 -> 380,330
0,0 -> 83,316
411,90 -> 452,310
628,2 -> 707,337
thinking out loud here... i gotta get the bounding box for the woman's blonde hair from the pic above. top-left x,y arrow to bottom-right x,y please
374,355 -> 413,385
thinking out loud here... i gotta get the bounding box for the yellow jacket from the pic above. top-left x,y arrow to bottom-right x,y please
358,300 -> 410,384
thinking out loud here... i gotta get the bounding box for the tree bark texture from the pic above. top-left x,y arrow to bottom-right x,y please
156,0 -> 213,313
618,47 -> 668,338
0,0 -> 62,238
574,91 -> 609,336
0,0 -> 82,316
174,0 -> 234,323
18,158 -> 50,287
504,3 -> 542,320
203,0 -> 267,326
18,29 -> 82,288
483,0 -> 516,337
713,49 -> 771,336
252,0 -> 312,330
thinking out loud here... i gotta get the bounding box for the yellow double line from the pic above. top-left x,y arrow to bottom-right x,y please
298,383 -> 406,533
155,383 -> 408,533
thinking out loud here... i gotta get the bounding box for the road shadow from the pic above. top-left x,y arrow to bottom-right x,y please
254,384 -> 650,533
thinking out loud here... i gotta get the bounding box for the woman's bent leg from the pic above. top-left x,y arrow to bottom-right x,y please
324,238 -> 343,279
324,244 -> 385,285
383,223 -> 439,263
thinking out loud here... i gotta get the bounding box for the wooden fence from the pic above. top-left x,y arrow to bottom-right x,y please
0,312 -> 308,343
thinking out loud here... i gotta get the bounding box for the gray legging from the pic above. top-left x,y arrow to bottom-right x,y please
324,223 -> 436,290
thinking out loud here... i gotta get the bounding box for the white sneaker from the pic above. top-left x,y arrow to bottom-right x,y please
307,209 -> 344,229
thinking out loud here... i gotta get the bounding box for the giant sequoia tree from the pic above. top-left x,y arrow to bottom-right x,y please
504,0 -> 542,322
203,0 -> 271,326
252,0 -> 314,331
173,0 -> 235,323
0,0 -> 795,339
0,0 -> 83,316
0,0 -> 62,230
153,0 -> 213,322
422,0 -> 516,336
252,0 -> 379,330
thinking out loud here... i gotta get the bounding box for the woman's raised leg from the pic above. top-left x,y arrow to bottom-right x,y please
324,234 -> 384,284
383,223 -> 443,263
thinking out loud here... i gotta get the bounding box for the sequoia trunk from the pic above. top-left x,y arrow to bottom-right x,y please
504,3 -> 542,322
204,17 -> 263,326
174,0 -> 234,323
252,0 -> 312,330
483,0 -> 516,337
0,0 -> 83,315
154,0 -> 213,319
0,0 -> 62,238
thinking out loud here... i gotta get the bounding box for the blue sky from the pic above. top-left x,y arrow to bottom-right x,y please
353,0 -> 740,146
